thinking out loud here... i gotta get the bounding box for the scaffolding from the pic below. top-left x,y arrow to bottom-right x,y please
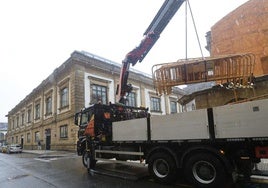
152,53 -> 255,95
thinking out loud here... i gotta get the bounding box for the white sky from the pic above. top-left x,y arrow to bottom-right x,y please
0,0 -> 249,122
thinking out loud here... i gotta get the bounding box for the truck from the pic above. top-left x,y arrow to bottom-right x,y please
75,0 -> 268,187
75,97 -> 268,187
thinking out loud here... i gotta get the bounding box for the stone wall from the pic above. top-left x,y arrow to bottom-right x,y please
211,0 -> 268,76
190,75 -> 268,109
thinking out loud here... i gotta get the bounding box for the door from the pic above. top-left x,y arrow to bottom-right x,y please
20,137 -> 24,149
46,135 -> 51,150
45,129 -> 51,150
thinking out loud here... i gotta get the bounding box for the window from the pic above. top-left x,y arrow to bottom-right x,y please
21,113 -> 25,125
81,112 -> 89,125
58,78 -> 70,110
35,103 -> 40,120
60,87 -> 69,108
16,136 -> 18,143
16,116 -> 19,127
92,85 -> 107,104
170,101 -> 177,114
126,92 -> 136,107
12,119 -> 15,129
150,97 -> 161,112
60,125 -> 68,138
46,96 -> 52,115
27,133 -> 31,143
27,109 -> 32,123
21,135 -> 24,145
35,131 -> 40,142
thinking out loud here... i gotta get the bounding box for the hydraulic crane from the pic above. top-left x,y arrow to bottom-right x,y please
116,0 -> 185,104
75,2 -> 268,187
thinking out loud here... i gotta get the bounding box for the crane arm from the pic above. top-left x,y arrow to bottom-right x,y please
117,0 -> 185,104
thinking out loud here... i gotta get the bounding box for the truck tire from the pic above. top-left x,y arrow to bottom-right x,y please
82,151 -> 96,169
148,152 -> 177,184
184,153 -> 226,188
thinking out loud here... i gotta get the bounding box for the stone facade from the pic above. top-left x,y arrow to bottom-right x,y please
0,122 -> 7,144
210,0 -> 268,76
6,51 -> 185,151
179,75 -> 268,109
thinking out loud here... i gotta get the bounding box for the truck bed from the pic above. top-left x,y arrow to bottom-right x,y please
214,99 -> 268,139
112,98 -> 268,142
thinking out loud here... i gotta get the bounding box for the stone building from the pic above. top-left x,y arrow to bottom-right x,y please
179,75 -> 268,109
6,51 -> 185,151
0,122 -> 7,144
210,0 -> 268,76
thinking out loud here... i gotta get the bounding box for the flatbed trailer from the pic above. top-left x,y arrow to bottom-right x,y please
75,98 -> 268,188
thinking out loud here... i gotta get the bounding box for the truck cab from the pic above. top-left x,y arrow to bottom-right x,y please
75,103 -> 149,155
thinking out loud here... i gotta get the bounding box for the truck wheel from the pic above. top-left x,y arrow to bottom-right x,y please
82,151 -> 96,169
148,152 -> 177,184
184,153 -> 226,188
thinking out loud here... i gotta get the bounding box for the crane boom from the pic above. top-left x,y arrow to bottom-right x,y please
117,0 -> 185,104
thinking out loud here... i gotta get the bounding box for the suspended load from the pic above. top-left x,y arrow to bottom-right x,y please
152,53 -> 255,95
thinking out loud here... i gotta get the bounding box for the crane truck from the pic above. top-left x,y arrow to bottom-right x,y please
75,0 -> 268,187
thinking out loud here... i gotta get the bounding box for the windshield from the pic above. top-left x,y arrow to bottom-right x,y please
81,112 -> 88,125
79,109 -> 94,126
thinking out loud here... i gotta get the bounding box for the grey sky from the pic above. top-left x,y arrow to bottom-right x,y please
0,0 -> 249,122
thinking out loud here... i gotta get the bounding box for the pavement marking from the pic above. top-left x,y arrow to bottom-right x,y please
34,155 -> 76,162
8,174 -> 30,180
34,156 -> 61,162
34,158 -> 53,162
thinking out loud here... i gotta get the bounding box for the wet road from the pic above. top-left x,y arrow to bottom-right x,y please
1,152 -> 268,188
0,152 -> 190,188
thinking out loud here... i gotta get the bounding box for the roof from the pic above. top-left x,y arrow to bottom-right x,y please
8,50 -> 186,116
77,51 -> 152,78
178,75 -> 268,105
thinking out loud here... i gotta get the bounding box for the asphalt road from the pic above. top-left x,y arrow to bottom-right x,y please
0,152 -> 189,188
1,151 -> 268,188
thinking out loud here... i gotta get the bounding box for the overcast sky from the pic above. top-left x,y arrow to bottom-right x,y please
0,0 -> 249,122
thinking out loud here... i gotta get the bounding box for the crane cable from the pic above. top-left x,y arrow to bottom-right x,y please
185,0 -> 206,82
185,0 -> 205,60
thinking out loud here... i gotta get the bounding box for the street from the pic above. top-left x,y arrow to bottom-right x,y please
1,151 -> 268,188
0,151 -> 190,188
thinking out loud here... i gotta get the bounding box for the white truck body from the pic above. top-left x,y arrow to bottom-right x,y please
150,109 -> 209,140
112,118 -> 148,141
112,98 -> 268,142
214,99 -> 268,138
